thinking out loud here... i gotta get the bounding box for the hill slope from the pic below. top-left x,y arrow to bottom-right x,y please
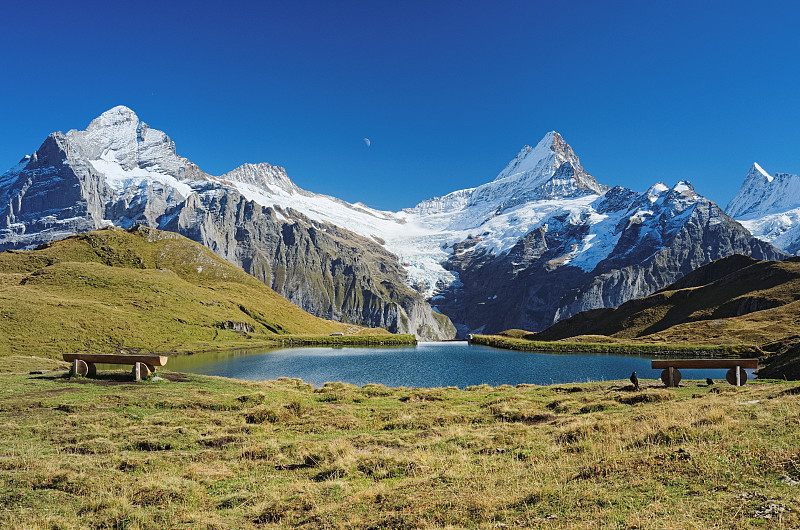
525,254 -> 800,346
0,226 -> 375,357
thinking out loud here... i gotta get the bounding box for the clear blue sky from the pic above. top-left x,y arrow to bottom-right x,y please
2,1 -> 799,211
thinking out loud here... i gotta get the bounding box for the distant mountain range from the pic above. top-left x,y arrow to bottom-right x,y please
0,107 -> 792,337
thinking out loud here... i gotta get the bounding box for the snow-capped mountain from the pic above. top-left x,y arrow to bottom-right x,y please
727,163 -> 800,255
0,107 -> 454,339
0,107 -> 785,337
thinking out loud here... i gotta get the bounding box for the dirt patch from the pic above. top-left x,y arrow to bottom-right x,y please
521,413 -> 557,425
200,435 -> 241,449
53,371 -> 191,385
19,387 -> 79,399
58,377 -> 140,387
553,386 -> 584,393
617,392 -> 674,405
773,385 -> 800,397
162,372 -> 191,383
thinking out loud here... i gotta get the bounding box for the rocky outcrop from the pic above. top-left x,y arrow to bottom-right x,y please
163,191 -> 455,340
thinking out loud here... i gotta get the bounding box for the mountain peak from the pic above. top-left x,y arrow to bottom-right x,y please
727,163 -> 800,219
86,106 -> 139,131
494,131 -> 571,183
749,162 -> 773,182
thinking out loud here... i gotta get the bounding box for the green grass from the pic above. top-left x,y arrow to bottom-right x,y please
276,334 -> 417,346
529,256 -> 800,348
0,356 -> 798,528
471,335 -> 762,356
0,226 -> 396,358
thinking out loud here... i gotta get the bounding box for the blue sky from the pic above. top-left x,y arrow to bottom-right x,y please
2,1 -> 799,211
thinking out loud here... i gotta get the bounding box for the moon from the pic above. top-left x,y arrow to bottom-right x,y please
363,138 -> 371,147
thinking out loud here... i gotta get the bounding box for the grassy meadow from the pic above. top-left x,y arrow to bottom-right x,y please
0,226 -> 404,358
1,356 -> 798,529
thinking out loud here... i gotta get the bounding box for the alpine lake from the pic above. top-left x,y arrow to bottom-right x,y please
142,341 -> 754,388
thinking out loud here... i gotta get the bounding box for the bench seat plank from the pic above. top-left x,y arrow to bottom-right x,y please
651,358 -> 758,369
63,353 -> 168,367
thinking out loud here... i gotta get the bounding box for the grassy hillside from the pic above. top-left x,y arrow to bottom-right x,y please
0,226 -> 396,358
470,334 -> 760,356
1,357 -> 798,528
517,255 -> 800,346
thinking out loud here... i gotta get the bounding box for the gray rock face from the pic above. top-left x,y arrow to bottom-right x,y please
0,107 -> 455,339
163,190 -> 454,340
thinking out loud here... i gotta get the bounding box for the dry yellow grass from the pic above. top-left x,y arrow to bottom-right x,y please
0,356 -> 798,528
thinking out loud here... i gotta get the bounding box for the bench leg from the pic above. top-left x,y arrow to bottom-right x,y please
132,362 -> 151,381
726,366 -> 748,386
86,363 -> 96,378
71,360 -> 89,377
660,367 -> 682,387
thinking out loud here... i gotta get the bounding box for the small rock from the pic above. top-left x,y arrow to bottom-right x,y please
29,370 -> 49,375
735,491 -> 766,501
754,502 -> 785,519
780,475 -> 800,486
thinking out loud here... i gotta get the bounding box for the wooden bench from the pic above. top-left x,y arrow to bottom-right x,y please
63,353 -> 168,381
651,358 -> 759,387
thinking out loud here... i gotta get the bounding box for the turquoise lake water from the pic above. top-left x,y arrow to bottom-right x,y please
163,342 -> 753,388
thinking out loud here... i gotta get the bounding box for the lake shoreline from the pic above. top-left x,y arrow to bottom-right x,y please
469,334 -> 763,357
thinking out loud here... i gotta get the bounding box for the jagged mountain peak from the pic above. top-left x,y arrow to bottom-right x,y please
750,162 -> 773,182
494,131 -> 565,183
86,105 -> 139,131
672,180 -> 696,195
646,181 -> 698,203
646,182 -> 670,197
727,163 -> 800,219
477,131 -> 608,206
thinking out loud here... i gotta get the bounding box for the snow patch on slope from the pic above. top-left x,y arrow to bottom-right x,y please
90,154 -> 193,198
